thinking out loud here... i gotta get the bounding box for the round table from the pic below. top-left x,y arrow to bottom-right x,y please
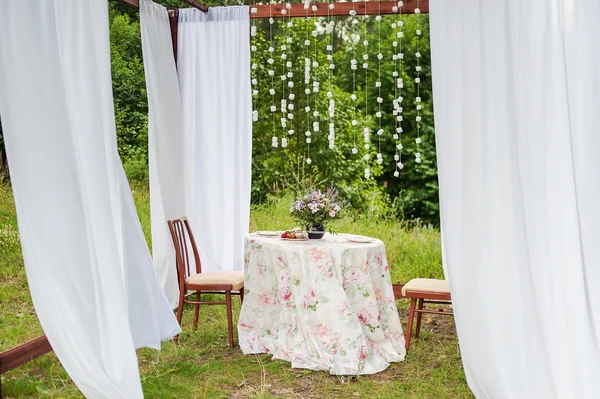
237,233 -> 406,375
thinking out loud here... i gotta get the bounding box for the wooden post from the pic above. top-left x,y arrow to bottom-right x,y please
168,8 -> 179,65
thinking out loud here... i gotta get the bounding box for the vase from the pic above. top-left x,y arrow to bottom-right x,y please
307,224 -> 325,240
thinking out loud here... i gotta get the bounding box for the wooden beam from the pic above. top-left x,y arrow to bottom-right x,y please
251,0 -> 428,19
0,336 -> 52,375
113,0 -> 139,8
180,0 -> 209,12
115,0 -> 209,11
115,0 -> 430,16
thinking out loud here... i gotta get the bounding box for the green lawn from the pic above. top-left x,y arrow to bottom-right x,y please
0,182 -> 472,398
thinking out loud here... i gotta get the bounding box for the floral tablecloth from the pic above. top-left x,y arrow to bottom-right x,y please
237,233 -> 406,375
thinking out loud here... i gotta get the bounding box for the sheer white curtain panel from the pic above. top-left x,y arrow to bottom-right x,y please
431,0 -> 600,398
140,0 -> 185,307
176,6 -> 252,273
0,1 -> 180,397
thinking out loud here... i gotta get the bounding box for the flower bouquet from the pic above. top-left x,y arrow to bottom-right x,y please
289,187 -> 347,239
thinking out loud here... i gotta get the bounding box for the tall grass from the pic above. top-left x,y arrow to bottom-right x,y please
0,182 -> 468,399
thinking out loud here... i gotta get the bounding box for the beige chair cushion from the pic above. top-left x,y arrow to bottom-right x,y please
402,278 -> 450,297
186,271 -> 244,291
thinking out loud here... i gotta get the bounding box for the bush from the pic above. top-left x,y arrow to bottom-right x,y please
123,150 -> 149,182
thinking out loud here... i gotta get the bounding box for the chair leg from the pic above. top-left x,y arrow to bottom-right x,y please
415,298 -> 424,339
174,291 -> 185,343
239,289 -> 244,304
193,291 -> 201,331
226,290 -> 234,349
405,298 -> 417,353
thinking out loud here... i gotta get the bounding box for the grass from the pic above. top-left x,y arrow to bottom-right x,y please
249,193 -> 444,285
0,181 -> 471,398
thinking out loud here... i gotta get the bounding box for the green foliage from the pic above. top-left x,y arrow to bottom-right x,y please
334,15 -> 439,224
109,5 -> 149,164
123,148 -> 150,182
250,15 -> 440,223
251,18 -> 383,211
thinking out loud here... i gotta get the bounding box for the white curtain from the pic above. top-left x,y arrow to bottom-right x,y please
176,6 -> 252,273
431,0 -> 600,398
140,0 -> 185,307
0,1 -> 180,397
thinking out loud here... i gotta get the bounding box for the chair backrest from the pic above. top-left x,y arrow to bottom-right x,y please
167,217 -> 202,288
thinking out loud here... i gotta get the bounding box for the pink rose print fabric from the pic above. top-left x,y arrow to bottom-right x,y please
237,233 -> 406,375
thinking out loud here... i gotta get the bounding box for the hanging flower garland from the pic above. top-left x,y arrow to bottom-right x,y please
279,7 -> 287,147
375,0 -> 383,167
393,1 -> 404,176
250,6 -> 258,123
267,5 -> 278,148
254,1 -> 425,180
326,1 -> 336,149
285,3 -> 295,141
279,3 -> 293,148
304,0 -> 313,164
414,0 -> 422,164
311,3 -> 320,149
362,1 -> 371,179
349,2 -> 358,157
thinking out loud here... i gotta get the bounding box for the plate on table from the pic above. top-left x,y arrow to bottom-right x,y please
281,237 -> 309,241
346,236 -> 374,243
257,231 -> 280,237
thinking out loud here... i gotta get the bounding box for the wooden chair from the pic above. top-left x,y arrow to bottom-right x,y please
402,278 -> 452,353
167,217 -> 244,348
